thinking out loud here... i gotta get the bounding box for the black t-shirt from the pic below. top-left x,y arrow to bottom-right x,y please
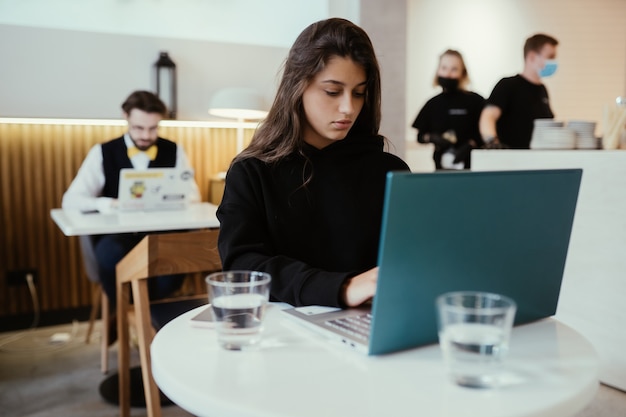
412,90 -> 484,145
411,90 -> 485,168
486,74 -> 554,149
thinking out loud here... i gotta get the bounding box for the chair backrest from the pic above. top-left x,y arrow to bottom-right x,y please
116,228 -> 221,417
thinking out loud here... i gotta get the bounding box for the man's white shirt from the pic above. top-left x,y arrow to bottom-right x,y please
62,134 -> 200,213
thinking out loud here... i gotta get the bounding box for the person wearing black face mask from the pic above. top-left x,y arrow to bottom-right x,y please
411,50 -> 485,170
437,76 -> 459,91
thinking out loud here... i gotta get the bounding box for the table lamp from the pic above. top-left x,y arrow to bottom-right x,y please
154,51 -> 177,119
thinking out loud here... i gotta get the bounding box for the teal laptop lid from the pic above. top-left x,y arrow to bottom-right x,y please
369,169 -> 582,355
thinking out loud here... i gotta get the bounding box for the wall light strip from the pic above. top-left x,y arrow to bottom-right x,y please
0,117 -> 260,129
0,118 -> 126,126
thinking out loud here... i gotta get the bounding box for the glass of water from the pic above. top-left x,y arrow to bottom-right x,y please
206,271 -> 271,350
436,291 -> 517,388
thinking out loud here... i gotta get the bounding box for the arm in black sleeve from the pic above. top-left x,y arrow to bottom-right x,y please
216,160 -> 351,307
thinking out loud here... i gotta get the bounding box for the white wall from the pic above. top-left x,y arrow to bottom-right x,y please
3,0 -> 624,162
0,24 -> 287,120
0,0 -> 360,120
361,0 -> 407,159
406,0 -> 626,145
0,0 -> 356,48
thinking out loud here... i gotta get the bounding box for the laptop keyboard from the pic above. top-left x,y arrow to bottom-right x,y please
324,313 -> 372,341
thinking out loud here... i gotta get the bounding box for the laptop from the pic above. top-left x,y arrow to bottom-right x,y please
282,169 -> 582,355
118,167 -> 195,211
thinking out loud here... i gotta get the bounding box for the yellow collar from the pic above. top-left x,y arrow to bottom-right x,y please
127,144 -> 158,161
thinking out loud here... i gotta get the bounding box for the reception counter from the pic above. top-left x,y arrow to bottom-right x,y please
472,149 -> 626,392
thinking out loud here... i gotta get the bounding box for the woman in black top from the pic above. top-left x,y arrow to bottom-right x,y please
411,50 -> 485,169
217,18 -> 410,308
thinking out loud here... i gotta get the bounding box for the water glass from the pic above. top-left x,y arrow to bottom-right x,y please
206,271 -> 271,350
436,291 -> 517,388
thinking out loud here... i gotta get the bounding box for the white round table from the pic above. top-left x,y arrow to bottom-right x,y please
152,304 -> 598,417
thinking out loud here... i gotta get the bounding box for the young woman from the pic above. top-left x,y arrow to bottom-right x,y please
216,18 -> 410,308
411,50 -> 485,169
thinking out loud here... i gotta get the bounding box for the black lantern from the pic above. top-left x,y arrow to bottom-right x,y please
154,51 -> 177,119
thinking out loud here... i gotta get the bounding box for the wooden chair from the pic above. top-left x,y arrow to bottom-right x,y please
79,235 -> 111,374
116,229 -> 221,417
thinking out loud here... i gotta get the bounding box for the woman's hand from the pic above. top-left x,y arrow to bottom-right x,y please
342,267 -> 378,307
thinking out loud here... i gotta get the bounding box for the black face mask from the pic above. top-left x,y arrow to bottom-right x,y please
437,76 -> 459,91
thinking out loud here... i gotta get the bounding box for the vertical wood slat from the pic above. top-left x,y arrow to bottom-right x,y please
0,121 -> 242,318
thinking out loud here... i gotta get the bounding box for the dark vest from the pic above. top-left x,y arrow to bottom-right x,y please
101,136 -> 178,198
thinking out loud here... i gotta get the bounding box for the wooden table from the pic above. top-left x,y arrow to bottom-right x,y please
50,202 -> 221,417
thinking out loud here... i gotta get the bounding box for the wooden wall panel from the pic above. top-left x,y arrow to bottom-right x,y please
0,121 -> 250,318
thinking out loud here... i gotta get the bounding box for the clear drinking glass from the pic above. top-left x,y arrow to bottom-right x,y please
206,271 -> 271,350
436,291 -> 517,388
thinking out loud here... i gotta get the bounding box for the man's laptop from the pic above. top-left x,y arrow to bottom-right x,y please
118,168 -> 194,211
282,169 -> 582,355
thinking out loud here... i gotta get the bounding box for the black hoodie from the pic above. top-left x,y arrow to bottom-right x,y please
217,134 -> 410,307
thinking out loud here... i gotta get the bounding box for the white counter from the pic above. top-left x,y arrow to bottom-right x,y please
472,149 -> 626,392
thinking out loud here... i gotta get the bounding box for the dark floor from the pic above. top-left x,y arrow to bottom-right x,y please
0,306 -> 92,333
0,320 -> 193,417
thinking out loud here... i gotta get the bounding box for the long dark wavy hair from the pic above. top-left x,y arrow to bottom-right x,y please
234,18 -> 382,165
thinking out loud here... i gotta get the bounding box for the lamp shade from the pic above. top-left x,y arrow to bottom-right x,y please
208,88 -> 268,120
